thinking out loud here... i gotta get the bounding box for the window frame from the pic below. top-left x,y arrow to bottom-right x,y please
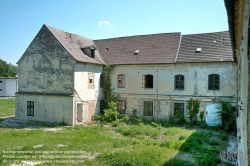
144,101 -> 154,117
175,74 -> 184,90
100,100 -> 104,115
174,102 -> 184,118
142,74 -> 153,89
117,74 -> 125,88
117,100 -> 126,114
27,101 -> 34,116
208,74 -> 220,90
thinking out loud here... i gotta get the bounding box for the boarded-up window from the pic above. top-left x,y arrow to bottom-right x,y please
142,74 -> 153,88
174,103 -> 184,117
118,100 -> 126,114
208,74 -> 220,90
175,75 -> 184,90
88,73 -> 94,89
117,74 -> 125,88
27,101 -> 34,116
144,101 -> 153,116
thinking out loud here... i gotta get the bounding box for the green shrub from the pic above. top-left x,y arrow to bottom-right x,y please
132,108 -> 137,118
94,114 -> 102,121
214,98 -> 236,132
169,114 -> 175,124
209,139 -> 220,145
103,100 -> 118,122
121,114 -> 130,124
111,119 -> 120,127
220,131 -> 228,141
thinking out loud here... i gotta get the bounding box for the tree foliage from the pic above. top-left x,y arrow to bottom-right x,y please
187,98 -> 200,123
0,58 -> 17,77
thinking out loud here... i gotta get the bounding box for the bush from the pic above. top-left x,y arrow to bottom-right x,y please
132,108 -> 137,118
220,131 -> 228,141
214,98 -> 236,132
103,100 -> 118,122
111,119 -> 120,127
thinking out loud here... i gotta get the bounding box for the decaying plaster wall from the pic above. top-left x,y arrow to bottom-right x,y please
17,25 -> 75,95
16,26 -> 76,125
15,94 -> 74,125
111,62 -> 237,120
74,63 -> 104,123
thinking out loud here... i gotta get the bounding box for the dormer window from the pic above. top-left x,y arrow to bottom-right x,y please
91,48 -> 95,58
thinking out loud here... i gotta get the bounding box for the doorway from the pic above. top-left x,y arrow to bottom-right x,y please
205,104 -> 222,126
76,103 -> 83,123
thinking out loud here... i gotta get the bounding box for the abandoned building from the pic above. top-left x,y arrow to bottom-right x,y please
224,0 -> 250,165
15,25 -> 237,128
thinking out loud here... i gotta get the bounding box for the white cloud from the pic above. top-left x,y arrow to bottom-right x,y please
98,20 -> 111,26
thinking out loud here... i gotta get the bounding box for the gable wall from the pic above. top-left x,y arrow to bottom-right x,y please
17,26 -> 76,95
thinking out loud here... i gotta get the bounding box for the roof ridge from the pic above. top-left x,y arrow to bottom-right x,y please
94,32 -> 181,41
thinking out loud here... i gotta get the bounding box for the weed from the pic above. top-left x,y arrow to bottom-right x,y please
220,131 -> 229,140
111,119 -> 120,127
132,108 -> 137,118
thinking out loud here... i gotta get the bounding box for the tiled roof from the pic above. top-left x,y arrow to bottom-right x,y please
94,33 -> 181,64
45,25 -> 105,64
177,31 -> 234,62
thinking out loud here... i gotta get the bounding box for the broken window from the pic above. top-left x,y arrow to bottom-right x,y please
208,74 -> 220,90
88,73 -> 94,89
118,100 -> 126,114
117,74 -> 125,88
27,101 -> 34,116
175,75 -> 184,90
142,74 -> 153,88
144,101 -> 153,116
174,103 -> 184,117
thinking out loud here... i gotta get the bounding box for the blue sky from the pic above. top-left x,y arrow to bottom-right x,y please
0,0 -> 228,65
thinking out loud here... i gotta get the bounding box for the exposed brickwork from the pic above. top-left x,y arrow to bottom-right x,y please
86,101 -> 96,122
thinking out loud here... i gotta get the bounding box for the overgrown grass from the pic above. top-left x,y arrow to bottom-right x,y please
0,104 -> 230,165
0,98 -> 15,117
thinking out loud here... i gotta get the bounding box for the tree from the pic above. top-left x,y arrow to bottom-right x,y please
0,58 -> 17,77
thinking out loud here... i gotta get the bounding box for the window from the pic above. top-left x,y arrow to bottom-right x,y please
142,74 -> 153,88
100,74 -> 104,87
208,74 -> 220,90
0,89 -> 2,91
174,103 -> 184,117
117,74 -> 125,88
0,81 -> 2,83
91,48 -> 95,58
100,100 -> 104,115
27,101 -> 34,116
118,100 -> 126,114
144,101 -> 153,116
175,75 -> 184,90
88,73 -> 94,89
